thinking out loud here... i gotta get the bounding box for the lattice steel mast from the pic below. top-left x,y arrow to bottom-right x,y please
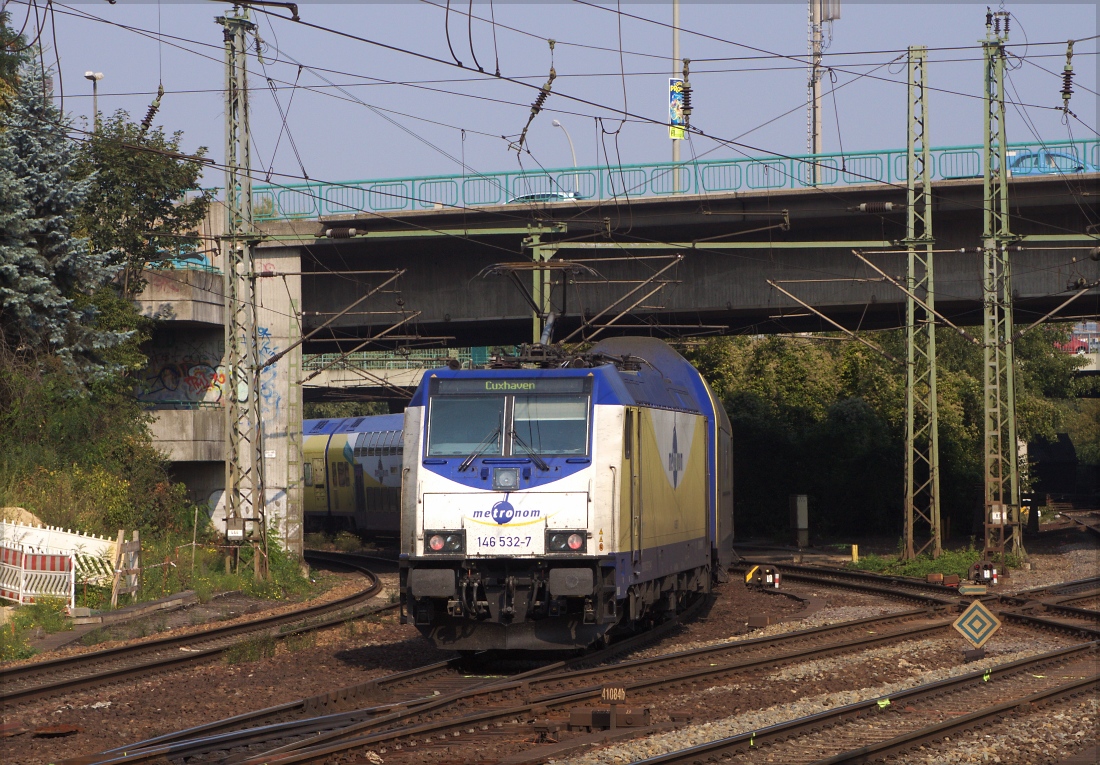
218,6 -> 267,574
901,45 -> 941,560
981,10 -> 1024,561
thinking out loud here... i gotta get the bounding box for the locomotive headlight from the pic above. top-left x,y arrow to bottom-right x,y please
423,530 -> 465,554
546,530 -> 587,554
493,467 -> 519,491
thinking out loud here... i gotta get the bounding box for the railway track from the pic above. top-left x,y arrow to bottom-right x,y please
999,576 -> 1100,638
68,606 -> 963,765
61,593 -> 714,764
0,550 -> 390,710
625,642 -> 1098,765
1056,510 -> 1100,538
52,563 -> 1097,765
735,559 -> 960,606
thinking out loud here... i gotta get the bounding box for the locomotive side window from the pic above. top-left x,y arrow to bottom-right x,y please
512,395 -> 589,455
427,397 -> 506,456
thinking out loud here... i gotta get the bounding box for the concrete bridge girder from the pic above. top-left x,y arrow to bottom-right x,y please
255,175 -> 1100,351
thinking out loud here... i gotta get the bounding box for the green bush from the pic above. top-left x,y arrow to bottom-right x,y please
23,597 -> 71,634
0,597 -> 73,662
0,621 -> 35,662
849,547 -> 984,580
333,531 -> 362,553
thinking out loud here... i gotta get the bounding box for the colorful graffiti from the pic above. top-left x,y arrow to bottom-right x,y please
257,326 -> 283,422
139,332 -> 227,406
137,327 -> 284,420
141,362 -> 227,404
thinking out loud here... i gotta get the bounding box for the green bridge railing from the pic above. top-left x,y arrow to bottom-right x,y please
252,139 -> 1099,221
303,347 -> 515,373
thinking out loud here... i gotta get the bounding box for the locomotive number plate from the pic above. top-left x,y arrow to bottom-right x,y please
475,534 -> 534,551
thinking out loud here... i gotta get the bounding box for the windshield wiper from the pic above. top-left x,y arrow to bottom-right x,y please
458,426 -> 501,472
509,429 -> 550,471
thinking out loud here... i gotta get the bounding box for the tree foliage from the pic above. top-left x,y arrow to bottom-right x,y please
682,324 -> 1087,540
74,110 -> 210,296
0,52 -> 196,538
0,56 -> 130,380
0,10 -> 24,111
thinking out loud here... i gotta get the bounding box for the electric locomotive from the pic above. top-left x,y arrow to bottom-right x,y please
400,338 -> 733,651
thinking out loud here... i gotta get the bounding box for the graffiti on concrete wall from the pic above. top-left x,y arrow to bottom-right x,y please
137,326 -> 283,421
138,332 -> 226,406
257,325 -> 283,424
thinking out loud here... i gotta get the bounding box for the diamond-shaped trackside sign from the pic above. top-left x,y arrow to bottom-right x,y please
953,600 -> 1002,649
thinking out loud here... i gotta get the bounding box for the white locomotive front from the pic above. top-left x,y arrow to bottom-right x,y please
400,340 -> 732,651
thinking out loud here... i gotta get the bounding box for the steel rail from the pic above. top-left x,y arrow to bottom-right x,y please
63,591 -> 714,765
735,560 -> 960,606
1013,575 -> 1100,599
225,615 -> 956,764
1000,610 -> 1100,638
625,642 -> 1099,764
810,672 -> 1099,764
0,551 -> 386,709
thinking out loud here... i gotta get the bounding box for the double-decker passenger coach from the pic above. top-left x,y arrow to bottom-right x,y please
400,338 -> 733,651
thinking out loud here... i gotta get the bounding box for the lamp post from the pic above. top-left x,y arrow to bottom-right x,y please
84,71 -> 103,130
551,119 -> 579,194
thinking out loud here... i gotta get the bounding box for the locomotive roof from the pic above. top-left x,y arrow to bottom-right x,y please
412,338 -> 717,418
591,336 -> 713,416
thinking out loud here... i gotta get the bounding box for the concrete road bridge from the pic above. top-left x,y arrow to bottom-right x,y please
250,154 -> 1100,354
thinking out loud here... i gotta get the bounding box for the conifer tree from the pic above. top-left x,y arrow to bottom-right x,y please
0,55 -> 129,380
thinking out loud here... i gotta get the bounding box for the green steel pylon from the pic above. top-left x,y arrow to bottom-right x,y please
981,11 -> 1025,562
901,46 -> 941,560
218,7 -> 267,573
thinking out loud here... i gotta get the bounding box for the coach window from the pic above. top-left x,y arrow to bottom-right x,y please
427,397 -> 506,456
512,395 -> 589,455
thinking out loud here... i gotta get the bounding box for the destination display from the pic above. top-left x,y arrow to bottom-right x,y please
435,377 -> 587,395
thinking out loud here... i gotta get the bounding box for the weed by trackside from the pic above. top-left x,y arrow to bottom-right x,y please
847,545 -> 1015,580
283,632 -> 316,653
224,635 -> 276,664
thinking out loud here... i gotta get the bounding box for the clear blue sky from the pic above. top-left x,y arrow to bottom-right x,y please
24,1 -> 1100,186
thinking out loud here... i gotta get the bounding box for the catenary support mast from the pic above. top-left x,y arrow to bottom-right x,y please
902,45 -> 942,560
218,6 -> 267,576
981,10 -> 1024,563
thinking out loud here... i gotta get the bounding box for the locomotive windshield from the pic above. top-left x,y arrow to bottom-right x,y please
512,395 -> 588,455
426,377 -> 591,458
426,397 -> 505,456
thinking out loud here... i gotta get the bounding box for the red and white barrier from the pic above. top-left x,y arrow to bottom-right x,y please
0,543 -> 76,608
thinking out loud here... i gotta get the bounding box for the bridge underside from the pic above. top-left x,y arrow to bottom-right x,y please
259,174 -> 1099,359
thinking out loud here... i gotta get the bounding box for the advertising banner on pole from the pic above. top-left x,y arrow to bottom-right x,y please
669,78 -> 685,140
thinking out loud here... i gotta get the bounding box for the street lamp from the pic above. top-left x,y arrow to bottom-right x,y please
84,71 -> 103,130
551,119 -> 579,194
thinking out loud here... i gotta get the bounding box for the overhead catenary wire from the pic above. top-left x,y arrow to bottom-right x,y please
31,0 -> 1092,144
24,0 -> 1099,246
